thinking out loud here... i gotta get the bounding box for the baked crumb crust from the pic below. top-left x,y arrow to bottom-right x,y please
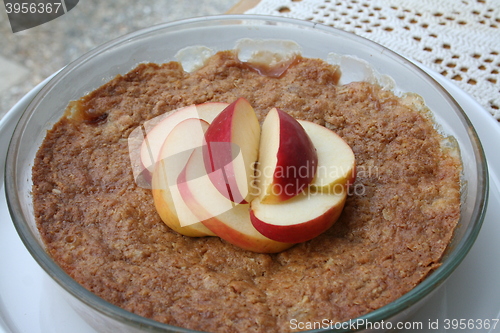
32,51 -> 461,333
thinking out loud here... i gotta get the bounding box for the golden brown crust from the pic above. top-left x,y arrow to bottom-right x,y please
32,51 -> 460,332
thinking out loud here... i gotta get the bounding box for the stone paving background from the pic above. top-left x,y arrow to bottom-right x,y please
0,0 -> 238,119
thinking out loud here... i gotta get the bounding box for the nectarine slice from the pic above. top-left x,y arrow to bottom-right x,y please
250,190 -> 346,243
152,118 -> 215,237
256,108 -> 318,204
298,120 -> 356,193
203,98 -> 260,204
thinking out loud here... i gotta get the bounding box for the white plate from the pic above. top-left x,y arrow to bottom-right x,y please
1,67 -> 499,333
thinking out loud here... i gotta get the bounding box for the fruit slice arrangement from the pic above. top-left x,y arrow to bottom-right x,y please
141,98 -> 355,253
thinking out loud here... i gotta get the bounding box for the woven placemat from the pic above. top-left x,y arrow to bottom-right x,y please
241,0 -> 500,122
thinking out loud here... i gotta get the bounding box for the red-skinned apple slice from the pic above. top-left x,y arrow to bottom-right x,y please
140,102 -> 229,178
298,120 -> 356,192
256,108 -> 318,204
203,98 -> 260,204
250,190 -> 346,243
178,146 -> 293,253
152,118 -> 215,237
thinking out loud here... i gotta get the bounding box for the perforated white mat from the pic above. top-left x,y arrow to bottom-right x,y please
245,0 -> 500,121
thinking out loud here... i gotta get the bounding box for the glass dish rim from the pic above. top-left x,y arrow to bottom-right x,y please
4,14 -> 489,333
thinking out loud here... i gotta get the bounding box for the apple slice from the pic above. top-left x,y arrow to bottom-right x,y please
250,190 -> 346,243
140,102 -> 229,177
203,98 -> 261,204
178,146 -> 293,253
152,118 -> 215,237
298,120 -> 356,193
256,108 -> 318,204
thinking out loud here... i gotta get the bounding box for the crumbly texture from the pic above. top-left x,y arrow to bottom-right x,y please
32,51 -> 461,333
